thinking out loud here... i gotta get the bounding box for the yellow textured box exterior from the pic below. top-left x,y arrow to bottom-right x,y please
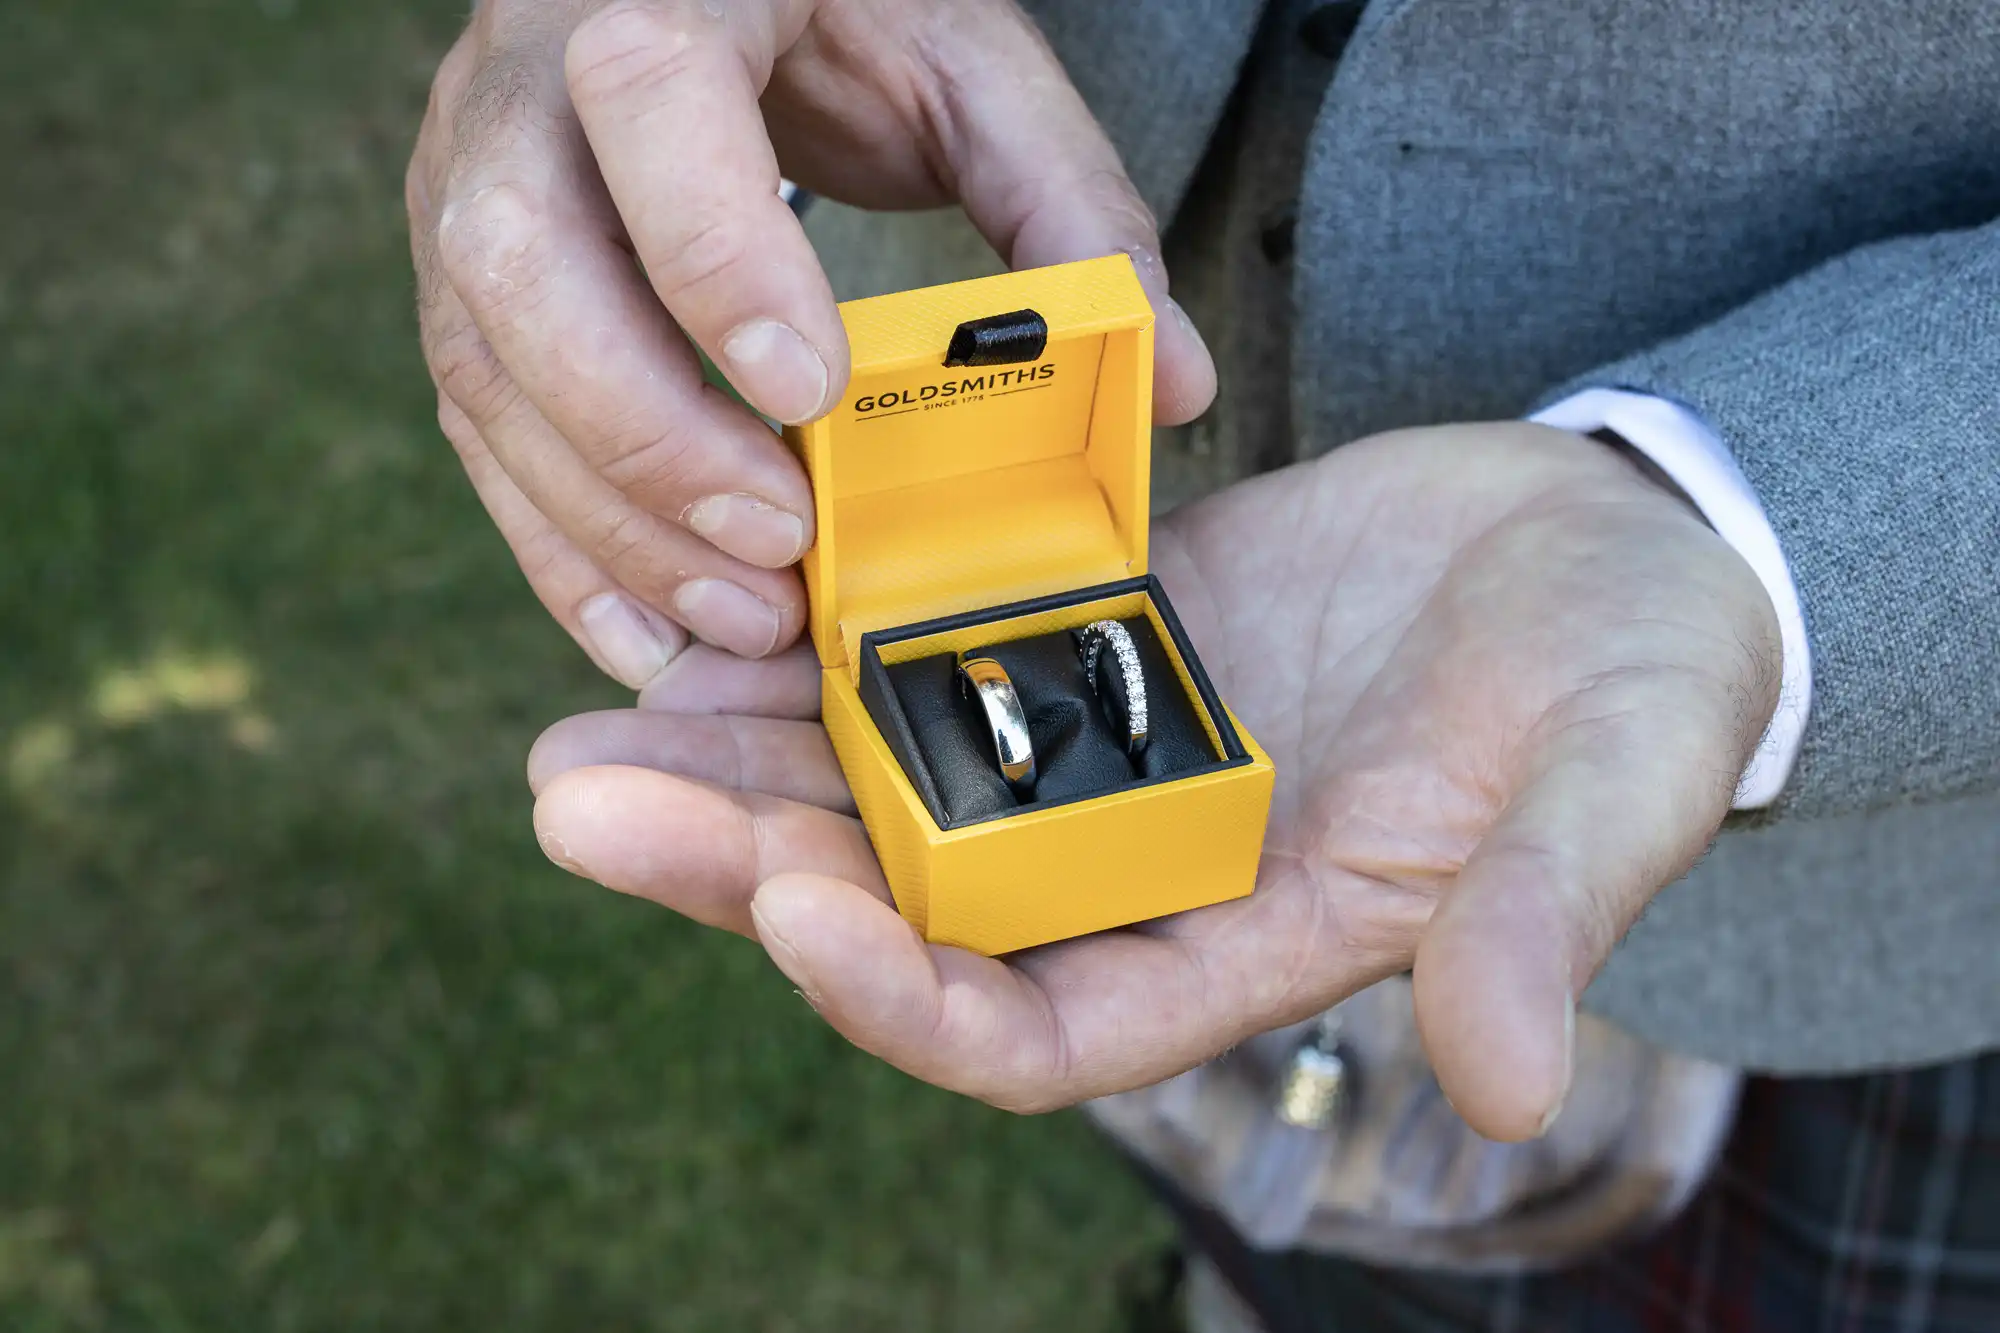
820,669 -> 935,937
824,663 -> 1275,957
790,256 -> 1274,957
925,741 -> 1273,956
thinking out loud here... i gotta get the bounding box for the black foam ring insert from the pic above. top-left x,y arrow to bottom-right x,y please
883,616 -> 1218,823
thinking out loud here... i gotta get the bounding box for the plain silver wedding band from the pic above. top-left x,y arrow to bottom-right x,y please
957,655 -> 1037,798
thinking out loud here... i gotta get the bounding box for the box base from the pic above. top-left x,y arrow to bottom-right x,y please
822,576 -> 1275,956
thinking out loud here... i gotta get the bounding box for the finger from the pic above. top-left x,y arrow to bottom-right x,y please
1412,676 -> 1748,1142
418,34 -> 688,690
434,97 -> 816,570
406,26 -> 478,288
748,864 -> 1421,1113
635,642 -> 822,719
532,764 -> 890,934
423,279 -> 805,657
440,397 -> 690,689
528,709 -> 852,811
918,8 -> 1216,425
565,0 -> 849,427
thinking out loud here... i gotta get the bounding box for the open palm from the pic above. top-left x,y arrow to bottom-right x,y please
529,423 -> 1780,1140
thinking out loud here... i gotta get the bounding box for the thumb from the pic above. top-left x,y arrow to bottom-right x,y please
1412,683 -> 1747,1141
747,872 -> 1047,1106
931,7 -> 1216,425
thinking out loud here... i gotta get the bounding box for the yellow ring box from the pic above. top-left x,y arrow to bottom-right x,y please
788,255 -> 1275,957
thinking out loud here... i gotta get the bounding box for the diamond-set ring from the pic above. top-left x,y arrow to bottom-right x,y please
1076,620 -> 1150,756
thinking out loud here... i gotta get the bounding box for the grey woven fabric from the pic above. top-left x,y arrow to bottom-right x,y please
804,0 -> 2000,1072
1283,0 -> 2000,1070
1012,0 -> 1265,223
1562,226 -> 2000,820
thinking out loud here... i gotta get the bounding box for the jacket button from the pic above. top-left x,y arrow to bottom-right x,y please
1299,1 -> 1365,61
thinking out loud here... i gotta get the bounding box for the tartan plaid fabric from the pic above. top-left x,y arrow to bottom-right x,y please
1154,1049 -> 2000,1333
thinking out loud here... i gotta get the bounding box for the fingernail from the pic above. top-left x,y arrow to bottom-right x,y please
1536,993 -> 1578,1137
537,827 -> 591,878
683,493 -> 807,567
720,318 -> 830,425
1165,295 -> 1211,358
578,592 -> 688,689
1121,244 -> 1168,287
673,578 -> 782,657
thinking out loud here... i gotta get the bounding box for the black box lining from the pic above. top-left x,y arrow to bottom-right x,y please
857,574 -> 1251,830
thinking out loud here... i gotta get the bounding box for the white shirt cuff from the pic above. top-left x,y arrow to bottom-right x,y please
1531,388 -> 1812,809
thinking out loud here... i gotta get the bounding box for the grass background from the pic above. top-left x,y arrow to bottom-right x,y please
0,1 -> 1171,1327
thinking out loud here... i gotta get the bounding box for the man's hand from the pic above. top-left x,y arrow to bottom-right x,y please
524,424 -> 1781,1141
406,0 -> 1215,681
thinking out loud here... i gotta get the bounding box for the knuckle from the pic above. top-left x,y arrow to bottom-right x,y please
435,181 -> 552,316
428,320 -> 517,420
1080,166 -> 1161,239
515,521 -> 585,588
579,501 -> 663,571
594,419 -> 705,501
434,397 -> 483,461
978,997 -> 1081,1117
406,122 -> 451,288
413,251 -> 450,325
403,150 -> 433,227
645,209 -> 751,304
566,1 -> 703,109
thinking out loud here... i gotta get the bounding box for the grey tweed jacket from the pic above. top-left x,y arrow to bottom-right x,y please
806,0 -> 2000,1073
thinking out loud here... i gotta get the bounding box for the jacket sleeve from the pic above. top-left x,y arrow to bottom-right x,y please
1554,217 -> 2000,821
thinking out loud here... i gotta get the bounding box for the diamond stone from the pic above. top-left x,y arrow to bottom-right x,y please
1079,619 -> 1148,746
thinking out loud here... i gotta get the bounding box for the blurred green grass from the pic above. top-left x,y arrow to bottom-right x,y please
0,2 -> 1168,1328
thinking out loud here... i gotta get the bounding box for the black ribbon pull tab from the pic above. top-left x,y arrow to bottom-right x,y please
944,308 -> 1048,367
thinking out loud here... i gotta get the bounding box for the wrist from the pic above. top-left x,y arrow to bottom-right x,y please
1578,427 -> 1704,518
1489,422 -> 1715,520
1529,390 -> 1812,809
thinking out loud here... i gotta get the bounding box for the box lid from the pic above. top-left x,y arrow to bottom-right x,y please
787,255 -> 1155,670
